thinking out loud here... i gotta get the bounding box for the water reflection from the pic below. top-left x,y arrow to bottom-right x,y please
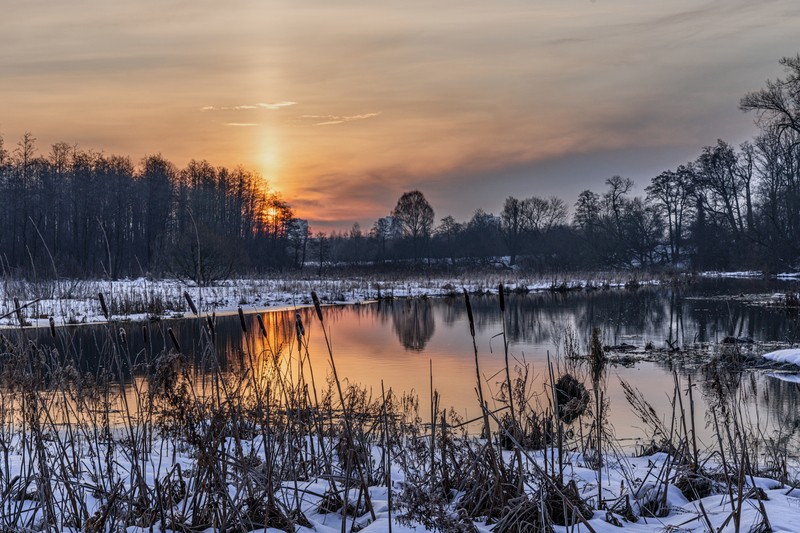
391,299 -> 435,351
18,279 -> 800,442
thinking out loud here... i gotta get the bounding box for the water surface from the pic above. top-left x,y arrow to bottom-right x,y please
21,278 -> 800,447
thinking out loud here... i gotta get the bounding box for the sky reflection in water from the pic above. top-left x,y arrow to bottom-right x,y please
29,279 -> 800,446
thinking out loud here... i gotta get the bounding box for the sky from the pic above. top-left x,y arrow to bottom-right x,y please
1,0 -> 799,232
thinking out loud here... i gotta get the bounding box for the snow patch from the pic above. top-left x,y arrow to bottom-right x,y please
698,270 -> 763,278
763,348 -> 800,367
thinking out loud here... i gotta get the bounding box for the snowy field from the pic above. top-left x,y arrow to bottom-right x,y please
3,269 -> 798,330
0,272 -> 655,329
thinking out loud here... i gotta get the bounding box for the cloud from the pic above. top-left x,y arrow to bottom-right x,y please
225,123 -> 259,127
256,101 -> 297,110
201,101 -> 297,111
301,112 -> 381,126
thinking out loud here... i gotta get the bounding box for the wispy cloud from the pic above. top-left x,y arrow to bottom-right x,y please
225,123 -> 259,127
302,112 -> 381,126
255,101 -> 297,110
201,101 -> 297,111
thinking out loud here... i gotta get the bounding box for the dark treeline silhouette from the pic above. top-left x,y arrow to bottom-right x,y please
317,55 -> 800,273
3,54 -> 800,279
0,138 -> 296,282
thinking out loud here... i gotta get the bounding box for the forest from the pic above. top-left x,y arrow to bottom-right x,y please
2,55 -> 800,280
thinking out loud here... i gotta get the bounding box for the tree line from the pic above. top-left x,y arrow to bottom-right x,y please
2,54 -> 800,279
0,139 -> 295,282
316,54 -> 800,273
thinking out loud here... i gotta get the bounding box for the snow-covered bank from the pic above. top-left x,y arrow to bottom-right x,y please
763,348 -> 800,367
1,415 -> 796,533
8,437 -> 799,533
0,273 -> 657,329
698,270 -> 765,278
698,270 -> 800,280
7,268 -> 800,330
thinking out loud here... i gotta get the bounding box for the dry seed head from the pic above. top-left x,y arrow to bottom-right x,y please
168,327 -> 181,353
48,317 -> 56,338
256,314 -> 267,338
142,325 -> 149,344
311,291 -> 324,323
206,315 -> 216,341
463,289 -> 475,337
238,306 -> 248,333
295,312 -> 305,343
184,291 -> 198,316
12,297 -> 23,327
590,327 -> 605,385
498,283 -> 505,312
98,292 -> 109,320
119,327 -> 127,344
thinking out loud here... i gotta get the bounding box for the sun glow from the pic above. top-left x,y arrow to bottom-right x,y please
3,1 -> 794,232
259,128 -> 282,186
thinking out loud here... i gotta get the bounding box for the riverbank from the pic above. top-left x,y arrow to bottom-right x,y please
5,269 -> 800,331
0,283 -> 799,531
0,272 -> 659,329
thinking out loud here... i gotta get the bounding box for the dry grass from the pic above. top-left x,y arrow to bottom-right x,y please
0,290 -> 792,532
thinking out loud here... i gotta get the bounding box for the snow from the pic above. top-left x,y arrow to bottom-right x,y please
8,429 -> 800,532
0,273 -> 656,330
767,372 -> 800,384
5,271 -> 790,330
699,270 -> 800,281
763,348 -> 800,367
699,270 -> 764,278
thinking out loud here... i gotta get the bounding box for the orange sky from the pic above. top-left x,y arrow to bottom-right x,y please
2,1 -> 799,231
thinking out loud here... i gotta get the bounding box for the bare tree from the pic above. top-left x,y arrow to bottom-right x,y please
287,218 -> 310,268
371,216 -> 400,264
435,215 -> 461,266
528,196 -> 567,231
573,190 -> 601,230
646,165 -> 694,264
500,196 -> 528,265
695,140 -> 747,239
741,54 -> 800,142
464,209 -> 501,261
603,175 -> 634,234
313,232 -> 330,277
0,133 -> 8,168
392,190 -> 434,262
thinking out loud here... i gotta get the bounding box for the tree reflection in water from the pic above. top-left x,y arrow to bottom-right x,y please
391,299 -> 435,351
22,278 -> 800,441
